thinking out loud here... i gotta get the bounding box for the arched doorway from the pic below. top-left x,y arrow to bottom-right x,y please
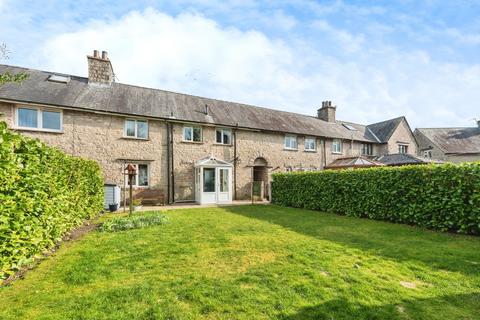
252,157 -> 269,201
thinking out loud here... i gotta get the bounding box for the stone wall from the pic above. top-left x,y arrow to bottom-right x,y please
0,102 -> 168,201
385,120 -> 417,155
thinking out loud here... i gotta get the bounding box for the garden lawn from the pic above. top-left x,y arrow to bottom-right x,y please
0,205 -> 479,320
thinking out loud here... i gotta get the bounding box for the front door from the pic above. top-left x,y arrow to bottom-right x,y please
202,167 -> 216,204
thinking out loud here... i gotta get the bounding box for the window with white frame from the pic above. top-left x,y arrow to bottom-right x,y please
183,126 -> 202,142
423,150 -> 432,158
304,137 -> 316,151
126,163 -> 149,187
361,143 -> 373,155
398,144 -> 408,154
332,139 -> 343,153
124,119 -> 148,139
15,106 -> 62,131
284,135 -> 298,150
216,128 -> 232,145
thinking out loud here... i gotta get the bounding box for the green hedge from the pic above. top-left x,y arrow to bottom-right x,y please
0,122 -> 104,279
272,163 -> 480,235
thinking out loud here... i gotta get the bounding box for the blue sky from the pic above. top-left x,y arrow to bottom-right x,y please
1,0 -> 479,128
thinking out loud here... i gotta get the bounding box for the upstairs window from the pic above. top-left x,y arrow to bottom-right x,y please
16,107 -> 62,132
216,128 -> 232,145
124,119 -> 148,139
284,135 -> 298,150
304,137 -> 316,151
423,150 -> 432,158
398,144 -> 408,154
332,139 -> 343,153
361,143 -> 373,156
183,126 -> 202,142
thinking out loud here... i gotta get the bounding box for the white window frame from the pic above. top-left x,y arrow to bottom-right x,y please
183,126 -> 203,142
15,106 -> 63,133
304,137 -> 317,152
124,119 -> 149,139
398,144 -> 408,154
332,139 -> 343,154
284,134 -> 298,150
361,143 -> 373,156
125,163 -> 149,188
215,128 -> 232,145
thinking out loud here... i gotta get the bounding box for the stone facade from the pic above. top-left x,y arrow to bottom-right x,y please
0,99 -> 418,202
87,50 -> 114,84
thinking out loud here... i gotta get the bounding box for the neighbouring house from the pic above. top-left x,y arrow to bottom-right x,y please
0,50 -> 418,205
414,123 -> 480,163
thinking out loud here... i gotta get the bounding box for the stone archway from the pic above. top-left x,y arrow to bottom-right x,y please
252,157 -> 269,200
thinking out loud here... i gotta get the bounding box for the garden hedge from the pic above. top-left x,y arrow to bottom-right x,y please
272,163 -> 480,235
0,122 -> 104,279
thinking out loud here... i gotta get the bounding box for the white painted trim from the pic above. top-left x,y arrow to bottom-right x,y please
123,118 -> 149,139
14,105 -> 63,133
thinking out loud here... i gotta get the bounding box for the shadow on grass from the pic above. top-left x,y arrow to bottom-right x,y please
224,205 -> 480,276
279,292 -> 480,320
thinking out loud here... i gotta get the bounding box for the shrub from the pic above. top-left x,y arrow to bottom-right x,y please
272,163 -> 480,235
0,122 -> 104,279
98,213 -> 169,232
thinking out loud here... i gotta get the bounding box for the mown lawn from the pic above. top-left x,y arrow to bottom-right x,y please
1,205 -> 479,319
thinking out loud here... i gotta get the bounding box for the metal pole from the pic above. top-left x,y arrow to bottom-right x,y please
251,167 -> 254,205
129,175 -> 133,215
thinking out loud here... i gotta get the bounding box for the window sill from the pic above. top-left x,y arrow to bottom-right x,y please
283,148 -> 298,151
331,151 -> 343,155
182,140 -> 204,144
304,150 -> 317,153
213,143 -> 232,146
13,127 -> 63,134
121,136 -> 150,141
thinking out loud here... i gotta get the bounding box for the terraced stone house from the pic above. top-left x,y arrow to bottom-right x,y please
0,50 -> 417,205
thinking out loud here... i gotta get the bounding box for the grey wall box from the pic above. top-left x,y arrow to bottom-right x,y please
104,184 -> 121,210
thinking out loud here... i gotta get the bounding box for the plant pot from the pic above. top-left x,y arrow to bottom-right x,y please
108,203 -> 118,212
133,205 -> 142,211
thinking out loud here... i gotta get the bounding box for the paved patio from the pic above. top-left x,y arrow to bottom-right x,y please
119,199 -> 269,212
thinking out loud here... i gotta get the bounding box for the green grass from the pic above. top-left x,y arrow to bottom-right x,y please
0,205 -> 479,319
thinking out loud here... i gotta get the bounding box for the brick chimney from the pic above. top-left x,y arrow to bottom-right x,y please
87,50 -> 114,85
317,101 -> 336,122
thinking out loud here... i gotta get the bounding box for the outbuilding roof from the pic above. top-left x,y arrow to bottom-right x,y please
415,127 -> 480,154
375,153 -> 442,166
0,64 -> 405,143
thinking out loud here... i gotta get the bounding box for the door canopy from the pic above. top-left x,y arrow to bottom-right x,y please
195,156 -> 233,167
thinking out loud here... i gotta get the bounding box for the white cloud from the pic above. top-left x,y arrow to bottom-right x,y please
35,8 -> 480,128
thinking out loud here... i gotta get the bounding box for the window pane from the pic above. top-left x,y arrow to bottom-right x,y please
203,168 -> 215,192
220,169 -> 229,192
18,108 -> 38,128
138,164 -> 148,186
223,130 -> 231,144
193,127 -> 202,142
183,127 -> 192,141
216,129 -> 222,143
126,120 -> 136,137
137,121 -> 148,138
42,111 -> 61,130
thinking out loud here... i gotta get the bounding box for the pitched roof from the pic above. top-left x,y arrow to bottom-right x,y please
325,156 -> 385,169
1,64 -> 406,143
375,153 -> 442,166
415,127 -> 480,154
365,116 -> 405,143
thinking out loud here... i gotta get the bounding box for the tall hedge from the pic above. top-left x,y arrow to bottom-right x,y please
272,163 -> 480,235
0,122 -> 104,279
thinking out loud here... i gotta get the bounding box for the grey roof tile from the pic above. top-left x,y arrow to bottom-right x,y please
415,127 -> 480,154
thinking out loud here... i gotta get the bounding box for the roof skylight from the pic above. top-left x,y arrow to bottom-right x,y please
48,74 -> 70,83
343,123 -> 357,131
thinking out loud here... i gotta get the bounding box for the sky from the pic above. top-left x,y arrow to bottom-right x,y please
0,0 -> 479,128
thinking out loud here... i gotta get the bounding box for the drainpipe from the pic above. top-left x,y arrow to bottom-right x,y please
166,122 -> 171,204
233,124 -> 238,200
170,123 -> 175,203
323,138 -> 327,168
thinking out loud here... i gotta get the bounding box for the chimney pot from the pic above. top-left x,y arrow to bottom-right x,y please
93,50 -> 99,58
205,104 -> 209,115
101,51 -> 108,60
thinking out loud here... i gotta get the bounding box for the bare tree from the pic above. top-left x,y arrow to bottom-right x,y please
0,43 -> 28,85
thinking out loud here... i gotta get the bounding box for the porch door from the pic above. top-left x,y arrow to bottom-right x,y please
217,167 -> 231,203
202,167 -> 216,204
